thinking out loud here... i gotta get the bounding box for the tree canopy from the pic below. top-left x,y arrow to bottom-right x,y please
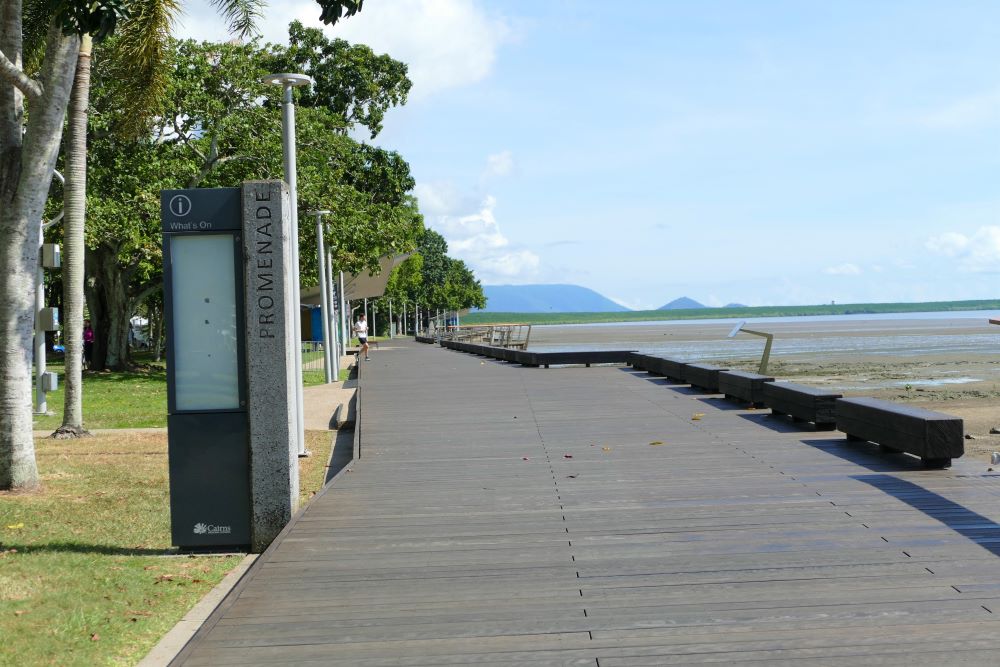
76,31 -> 425,368
385,228 -> 486,314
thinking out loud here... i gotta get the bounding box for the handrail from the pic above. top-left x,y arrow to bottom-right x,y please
438,323 -> 532,349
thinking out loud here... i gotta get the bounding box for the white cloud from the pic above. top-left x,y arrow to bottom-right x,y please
176,0 -> 511,100
333,0 -> 512,100
483,150 -> 514,179
917,89 -> 1000,130
416,185 -> 540,283
927,226 -> 1000,272
824,263 -> 863,276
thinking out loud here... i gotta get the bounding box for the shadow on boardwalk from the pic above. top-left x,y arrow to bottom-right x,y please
854,474 -> 1000,559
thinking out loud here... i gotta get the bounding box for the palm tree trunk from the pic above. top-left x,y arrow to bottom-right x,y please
0,18 -> 80,490
153,302 -> 164,362
55,35 -> 92,439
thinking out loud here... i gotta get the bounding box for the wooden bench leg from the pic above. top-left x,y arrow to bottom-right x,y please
922,457 -> 952,469
815,423 -> 837,431
845,434 -> 866,442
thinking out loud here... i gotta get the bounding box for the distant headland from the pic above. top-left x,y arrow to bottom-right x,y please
466,295 -> 1000,326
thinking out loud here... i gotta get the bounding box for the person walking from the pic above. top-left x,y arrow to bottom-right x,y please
83,320 -> 94,369
354,312 -> 370,361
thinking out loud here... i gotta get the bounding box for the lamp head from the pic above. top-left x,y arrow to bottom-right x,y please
727,321 -> 746,338
261,73 -> 313,88
307,210 -> 333,217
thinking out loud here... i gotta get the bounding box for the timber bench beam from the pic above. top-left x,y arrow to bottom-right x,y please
835,397 -> 964,468
762,381 -> 842,430
718,370 -> 775,407
683,363 -> 730,393
630,353 -> 687,381
517,350 -> 636,368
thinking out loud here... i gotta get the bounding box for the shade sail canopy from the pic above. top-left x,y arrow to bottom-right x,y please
300,254 -> 410,306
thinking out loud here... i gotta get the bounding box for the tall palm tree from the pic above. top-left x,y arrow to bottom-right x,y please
0,2 -> 80,488
2,0 -> 364,486
53,32 -> 92,438
53,0 -> 263,437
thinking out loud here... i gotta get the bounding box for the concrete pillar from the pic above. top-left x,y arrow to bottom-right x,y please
242,181 -> 299,552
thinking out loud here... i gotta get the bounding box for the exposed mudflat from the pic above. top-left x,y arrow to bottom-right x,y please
529,315 -> 1000,464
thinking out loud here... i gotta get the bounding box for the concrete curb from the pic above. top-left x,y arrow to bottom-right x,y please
136,554 -> 257,667
331,393 -> 356,430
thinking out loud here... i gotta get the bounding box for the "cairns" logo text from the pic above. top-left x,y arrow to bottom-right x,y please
193,522 -> 232,535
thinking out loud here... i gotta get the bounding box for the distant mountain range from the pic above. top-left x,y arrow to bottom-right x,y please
480,284 -> 629,312
478,285 -> 749,313
659,297 -> 705,310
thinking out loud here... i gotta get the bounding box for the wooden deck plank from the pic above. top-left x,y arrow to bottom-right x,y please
172,340 -> 1000,665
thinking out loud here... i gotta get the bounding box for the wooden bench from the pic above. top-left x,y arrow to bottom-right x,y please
647,356 -> 687,381
629,352 -> 654,370
630,354 -> 683,379
718,370 -> 774,407
762,381 -> 841,430
517,350 -> 635,368
835,397 -> 964,468
683,363 -> 729,393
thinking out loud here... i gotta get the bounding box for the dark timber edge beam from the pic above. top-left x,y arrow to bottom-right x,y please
718,370 -> 775,407
763,381 -> 842,430
836,396 -> 964,468
684,363 -> 730,393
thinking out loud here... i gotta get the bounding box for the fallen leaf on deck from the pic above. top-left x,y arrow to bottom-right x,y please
649,441 -> 665,446
522,457 -> 529,461
563,454 -> 573,459
692,413 -> 704,420
566,474 -> 577,479
602,447 -> 612,452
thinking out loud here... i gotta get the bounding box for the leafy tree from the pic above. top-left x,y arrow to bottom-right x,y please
271,20 -> 411,139
0,0 -> 364,488
57,0 -> 262,437
82,33 -> 420,370
386,228 -> 486,329
442,257 -> 486,311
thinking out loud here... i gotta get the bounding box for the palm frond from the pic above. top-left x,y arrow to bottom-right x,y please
21,0 -> 54,73
106,0 -> 182,136
209,0 -> 264,40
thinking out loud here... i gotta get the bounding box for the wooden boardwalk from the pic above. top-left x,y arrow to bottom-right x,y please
175,340 -> 1000,665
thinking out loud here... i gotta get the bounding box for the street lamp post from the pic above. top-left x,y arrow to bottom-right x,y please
326,247 -> 339,380
727,321 -> 775,374
262,72 -> 312,457
339,271 -> 348,355
308,210 -> 334,383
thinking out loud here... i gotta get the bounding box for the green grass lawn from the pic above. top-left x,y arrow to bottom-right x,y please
33,360 -> 168,431
34,352 -> 354,430
0,430 -> 334,666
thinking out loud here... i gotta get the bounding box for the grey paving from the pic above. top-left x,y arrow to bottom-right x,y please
173,340 -> 1000,666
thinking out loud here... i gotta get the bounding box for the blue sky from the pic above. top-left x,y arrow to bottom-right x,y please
179,0 -> 1000,309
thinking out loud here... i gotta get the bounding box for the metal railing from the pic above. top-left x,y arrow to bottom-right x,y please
301,341 -> 329,371
438,324 -> 532,349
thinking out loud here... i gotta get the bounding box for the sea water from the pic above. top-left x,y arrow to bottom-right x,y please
526,310 -> 1000,362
